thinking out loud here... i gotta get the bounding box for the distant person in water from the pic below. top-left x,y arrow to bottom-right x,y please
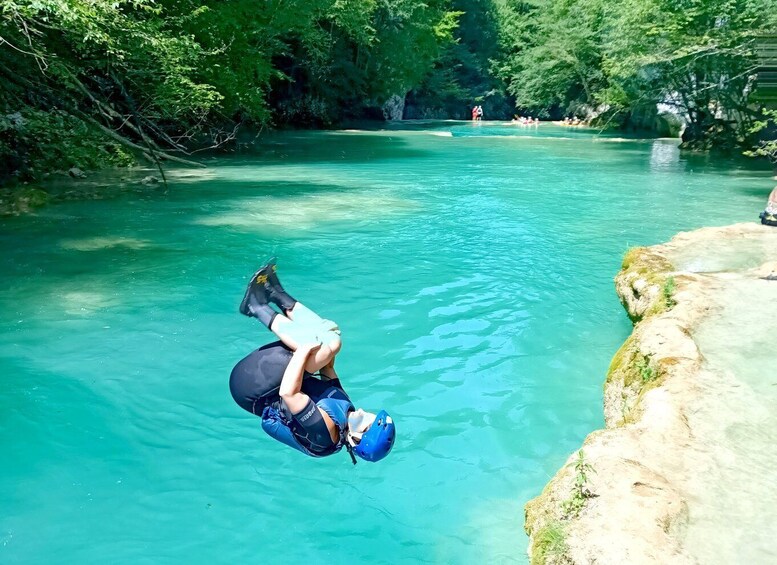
472,106 -> 478,121
760,186 -> 777,227
230,260 -> 396,464
476,105 -> 484,121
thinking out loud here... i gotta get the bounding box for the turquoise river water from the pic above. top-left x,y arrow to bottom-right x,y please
1,122 -> 773,564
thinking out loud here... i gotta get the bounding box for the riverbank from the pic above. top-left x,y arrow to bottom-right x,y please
0,168 -> 167,216
525,222 -> 777,564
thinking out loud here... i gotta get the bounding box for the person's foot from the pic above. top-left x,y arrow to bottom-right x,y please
265,258 -> 283,290
239,264 -> 274,318
263,257 -> 297,312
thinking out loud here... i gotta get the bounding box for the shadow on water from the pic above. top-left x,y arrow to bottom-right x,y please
0,178 -> 378,268
0,170 -> 420,330
677,149 -> 775,175
162,179 -> 386,203
230,130 -> 431,165
0,129 -> 430,215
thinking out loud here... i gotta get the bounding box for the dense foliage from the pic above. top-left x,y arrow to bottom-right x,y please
405,0 -> 515,120
494,0 -> 777,151
1,0 -> 775,183
0,0 -> 458,180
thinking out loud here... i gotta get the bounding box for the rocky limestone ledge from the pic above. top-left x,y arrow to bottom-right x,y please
525,223 -> 777,565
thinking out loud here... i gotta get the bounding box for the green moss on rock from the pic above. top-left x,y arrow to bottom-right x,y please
606,333 -> 671,426
618,247 -> 676,323
621,247 -> 673,274
610,247 -> 677,418
606,335 -> 636,384
606,335 -> 661,390
0,186 -> 50,216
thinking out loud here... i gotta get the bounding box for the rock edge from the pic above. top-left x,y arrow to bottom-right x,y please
524,223 -> 777,565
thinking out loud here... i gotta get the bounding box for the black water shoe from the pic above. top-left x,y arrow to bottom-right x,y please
239,264 -> 278,328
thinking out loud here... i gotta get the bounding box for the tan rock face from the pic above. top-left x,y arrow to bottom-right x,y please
525,223 -> 777,564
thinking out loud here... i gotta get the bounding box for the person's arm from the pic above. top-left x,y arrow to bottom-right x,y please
280,343 -> 320,414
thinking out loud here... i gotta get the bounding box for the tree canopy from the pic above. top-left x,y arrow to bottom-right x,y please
494,0 -> 777,149
0,0 -> 458,179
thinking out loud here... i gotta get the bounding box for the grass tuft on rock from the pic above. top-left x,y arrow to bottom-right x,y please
663,276 -> 677,310
530,521 -> 568,565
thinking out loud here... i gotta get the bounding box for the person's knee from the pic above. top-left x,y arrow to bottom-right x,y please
328,336 -> 342,355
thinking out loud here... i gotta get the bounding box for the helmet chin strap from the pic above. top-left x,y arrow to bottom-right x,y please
345,410 -> 375,466
345,440 -> 358,465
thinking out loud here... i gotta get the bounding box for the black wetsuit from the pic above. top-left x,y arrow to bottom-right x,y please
230,341 -> 349,454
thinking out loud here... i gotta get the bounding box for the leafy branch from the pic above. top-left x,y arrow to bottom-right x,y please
561,449 -> 597,519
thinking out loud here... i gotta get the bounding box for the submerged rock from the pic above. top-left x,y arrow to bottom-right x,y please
68,167 -> 86,179
140,175 -> 160,185
525,223 -> 777,564
60,236 -> 153,251
0,186 -> 50,215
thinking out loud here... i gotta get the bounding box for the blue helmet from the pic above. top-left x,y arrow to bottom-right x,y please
352,410 -> 396,463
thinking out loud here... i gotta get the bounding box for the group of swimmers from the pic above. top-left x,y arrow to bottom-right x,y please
469,110 -> 585,126
511,115 -> 540,125
559,116 -> 584,126
507,115 -> 585,126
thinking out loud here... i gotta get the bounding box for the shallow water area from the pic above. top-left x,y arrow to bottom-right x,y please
668,229 -> 777,273
0,122 -> 772,564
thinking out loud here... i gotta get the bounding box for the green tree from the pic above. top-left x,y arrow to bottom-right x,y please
0,0 -> 221,178
492,0 -> 608,117
603,0 -> 777,149
408,0 -> 515,120
0,0 -> 460,179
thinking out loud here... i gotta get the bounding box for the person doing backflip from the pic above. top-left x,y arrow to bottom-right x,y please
229,260 -> 395,464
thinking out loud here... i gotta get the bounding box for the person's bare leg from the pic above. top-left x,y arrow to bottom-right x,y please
269,313 -> 302,351
283,301 -> 339,341
304,336 -> 341,373
269,314 -> 342,373
288,303 -> 340,371
284,302 -> 325,324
